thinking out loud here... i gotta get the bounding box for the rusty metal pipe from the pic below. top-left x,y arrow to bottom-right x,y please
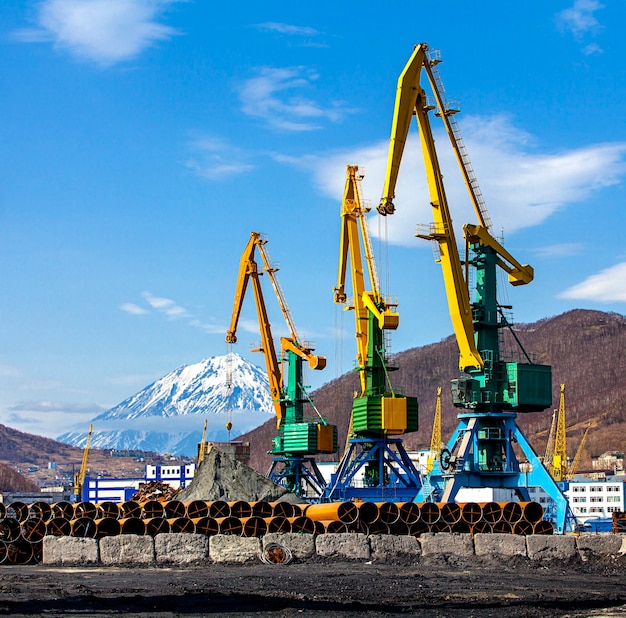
429,521 -> 451,533
368,520 -> 390,535
191,516 -> 219,536
438,502 -> 462,525
389,520 -> 409,535
53,501 -> 74,519
376,502 -> 400,525
95,517 -> 121,538
461,502 -> 483,525
418,502 -> 441,524
269,502 -> 294,518
0,518 -> 22,542
408,520 -> 430,536
164,501 -> 186,518
287,516 -> 315,534
6,539 -> 35,565
320,520 -> 347,533
479,502 -> 502,524
470,520 -> 492,535
97,502 -> 121,519
141,500 -> 165,519
70,517 -> 97,538
167,517 -> 195,533
240,516 -> 268,538
207,500 -> 230,519
502,502 -> 523,524
144,517 -> 171,536
120,518 -> 146,535
216,516 -> 243,535
512,519 -> 534,536
450,520 -> 471,533
249,501 -> 273,518
20,518 -> 46,543
533,520 -> 554,535
120,501 -> 141,519
74,502 -> 98,520
29,502 -> 53,522
522,501 -> 544,524
358,502 -> 379,525
264,516 -> 291,533
491,520 -> 512,534
228,501 -> 252,518
7,502 -> 29,523
398,502 -> 420,524
46,517 -> 71,537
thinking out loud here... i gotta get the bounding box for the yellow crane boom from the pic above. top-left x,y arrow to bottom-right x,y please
552,384 -> 568,482
73,424 -> 92,500
427,387 -> 442,473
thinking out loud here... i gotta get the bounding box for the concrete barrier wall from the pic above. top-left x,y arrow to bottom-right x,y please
41,532 -> 626,566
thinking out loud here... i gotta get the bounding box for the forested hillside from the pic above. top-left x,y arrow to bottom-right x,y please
239,309 -> 626,473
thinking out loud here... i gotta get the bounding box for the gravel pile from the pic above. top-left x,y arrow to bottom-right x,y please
178,446 -> 300,504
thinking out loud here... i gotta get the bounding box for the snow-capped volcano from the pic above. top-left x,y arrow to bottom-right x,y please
57,353 -> 274,456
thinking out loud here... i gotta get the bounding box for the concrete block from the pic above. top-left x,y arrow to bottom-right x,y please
99,535 -> 155,566
262,533 -> 315,561
526,535 -> 577,561
42,536 -> 98,565
315,533 -> 370,560
620,535 -> 626,555
576,534 -> 623,559
209,534 -> 261,563
420,532 -> 474,558
369,535 -> 420,562
474,533 -> 527,558
155,533 -> 208,565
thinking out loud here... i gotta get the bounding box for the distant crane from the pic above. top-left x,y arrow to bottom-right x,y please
198,419 -> 208,464
427,387 -> 443,473
568,425 -> 590,480
73,424 -> 92,502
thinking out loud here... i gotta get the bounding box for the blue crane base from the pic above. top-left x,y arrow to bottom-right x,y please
322,437 -> 422,503
267,456 -> 327,501
416,411 -> 569,534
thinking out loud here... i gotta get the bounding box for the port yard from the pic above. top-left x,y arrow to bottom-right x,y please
1,555 -> 626,617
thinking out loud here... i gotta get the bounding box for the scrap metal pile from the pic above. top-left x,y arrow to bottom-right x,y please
0,498 -> 552,565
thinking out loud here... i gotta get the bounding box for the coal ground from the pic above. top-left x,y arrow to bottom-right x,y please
1,555 -> 626,617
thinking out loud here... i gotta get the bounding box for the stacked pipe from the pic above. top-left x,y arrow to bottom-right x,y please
0,498 -> 552,563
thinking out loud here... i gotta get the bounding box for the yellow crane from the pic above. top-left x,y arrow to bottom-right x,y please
552,384 -> 568,482
427,387 -> 442,473
73,424 -> 92,501
226,231 -> 337,497
568,425 -> 590,480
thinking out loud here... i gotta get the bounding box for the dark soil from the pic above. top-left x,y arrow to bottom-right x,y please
1,555 -> 625,617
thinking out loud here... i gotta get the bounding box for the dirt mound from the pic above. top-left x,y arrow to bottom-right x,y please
178,446 -> 300,504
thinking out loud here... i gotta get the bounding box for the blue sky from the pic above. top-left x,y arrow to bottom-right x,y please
1,0 -> 625,440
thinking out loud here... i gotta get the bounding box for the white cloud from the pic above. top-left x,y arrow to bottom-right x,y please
582,42 -> 604,56
185,136 -> 254,180
255,22 -> 319,36
559,262 -> 626,302
119,302 -> 149,315
14,0 -> 180,66
532,243 -> 585,259
238,66 -> 354,131
285,115 -> 626,247
143,291 -> 191,319
557,0 -> 604,38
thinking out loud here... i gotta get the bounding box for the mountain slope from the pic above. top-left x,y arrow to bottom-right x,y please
57,353 -> 274,455
238,309 -> 626,473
